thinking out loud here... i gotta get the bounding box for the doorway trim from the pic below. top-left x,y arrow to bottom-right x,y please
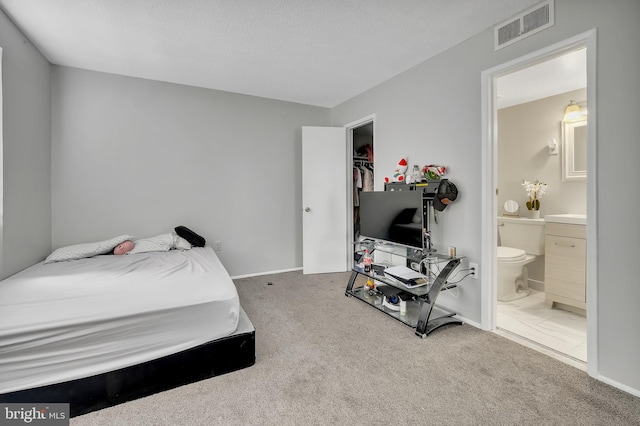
480,29 -> 598,376
344,114 -> 376,270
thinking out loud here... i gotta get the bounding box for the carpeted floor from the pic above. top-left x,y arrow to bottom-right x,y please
71,270 -> 640,425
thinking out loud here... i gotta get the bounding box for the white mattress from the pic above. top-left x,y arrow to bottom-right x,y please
0,246 -> 240,394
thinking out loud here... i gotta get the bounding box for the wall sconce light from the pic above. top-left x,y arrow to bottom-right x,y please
564,100 -> 582,121
548,138 -> 558,155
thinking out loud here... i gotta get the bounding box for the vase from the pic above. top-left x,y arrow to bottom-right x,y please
527,209 -> 540,219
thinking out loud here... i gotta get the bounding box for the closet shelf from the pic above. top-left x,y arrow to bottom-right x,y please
354,156 -> 372,164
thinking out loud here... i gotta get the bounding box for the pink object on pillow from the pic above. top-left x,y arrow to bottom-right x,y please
113,240 -> 134,255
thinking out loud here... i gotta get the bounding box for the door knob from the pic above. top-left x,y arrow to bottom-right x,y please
304,207 -> 311,212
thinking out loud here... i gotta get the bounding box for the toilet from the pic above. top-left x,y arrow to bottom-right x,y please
497,216 -> 545,302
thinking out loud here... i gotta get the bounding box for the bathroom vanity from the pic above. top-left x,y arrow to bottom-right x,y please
544,214 -> 587,312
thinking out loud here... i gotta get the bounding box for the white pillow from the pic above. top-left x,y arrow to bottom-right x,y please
128,233 -> 175,255
45,235 -> 135,263
174,235 -> 192,250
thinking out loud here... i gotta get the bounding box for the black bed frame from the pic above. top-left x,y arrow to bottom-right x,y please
0,329 -> 255,417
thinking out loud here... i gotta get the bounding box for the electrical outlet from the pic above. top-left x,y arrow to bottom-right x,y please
214,240 -> 222,251
469,262 -> 478,279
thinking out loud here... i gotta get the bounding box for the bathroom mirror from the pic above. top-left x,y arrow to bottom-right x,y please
562,118 -> 587,181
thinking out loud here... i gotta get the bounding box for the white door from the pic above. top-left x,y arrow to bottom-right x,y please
302,126 -> 348,274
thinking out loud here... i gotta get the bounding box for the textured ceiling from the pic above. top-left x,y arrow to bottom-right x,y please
0,0 -> 542,107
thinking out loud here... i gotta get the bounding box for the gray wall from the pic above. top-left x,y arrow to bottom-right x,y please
51,66 -> 330,276
0,9 -> 51,279
331,0 -> 640,393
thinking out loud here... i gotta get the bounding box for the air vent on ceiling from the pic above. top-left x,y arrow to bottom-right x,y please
495,0 -> 554,50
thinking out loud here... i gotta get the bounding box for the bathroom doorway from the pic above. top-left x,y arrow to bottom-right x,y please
482,31 -> 597,373
496,48 -> 587,365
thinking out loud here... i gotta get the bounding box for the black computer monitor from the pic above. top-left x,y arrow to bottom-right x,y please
359,190 -> 427,250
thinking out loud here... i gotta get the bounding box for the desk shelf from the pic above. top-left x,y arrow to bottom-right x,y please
346,240 -> 464,338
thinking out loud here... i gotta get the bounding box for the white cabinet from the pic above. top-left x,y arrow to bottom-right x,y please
544,222 -> 586,311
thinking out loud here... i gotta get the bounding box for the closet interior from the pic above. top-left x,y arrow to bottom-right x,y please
352,122 -> 374,242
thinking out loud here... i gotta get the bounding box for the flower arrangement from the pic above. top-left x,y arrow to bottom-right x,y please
422,164 -> 446,180
522,180 -> 548,211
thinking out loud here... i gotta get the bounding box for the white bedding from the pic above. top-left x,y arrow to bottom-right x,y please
0,247 -> 240,394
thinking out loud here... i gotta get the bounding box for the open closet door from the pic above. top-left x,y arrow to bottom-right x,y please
302,126 -> 348,274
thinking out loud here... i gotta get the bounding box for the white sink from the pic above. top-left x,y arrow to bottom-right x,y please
544,214 -> 587,225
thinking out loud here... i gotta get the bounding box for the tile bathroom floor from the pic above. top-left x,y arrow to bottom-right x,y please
497,289 -> 587,363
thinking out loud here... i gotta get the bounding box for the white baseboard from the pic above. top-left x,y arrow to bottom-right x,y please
231,267 -> 303,280
449,312 -> 482,330
594,373 -> 640,398
528,278 -> 544,292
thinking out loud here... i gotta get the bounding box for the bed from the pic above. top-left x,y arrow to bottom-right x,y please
0,245 -> 255,416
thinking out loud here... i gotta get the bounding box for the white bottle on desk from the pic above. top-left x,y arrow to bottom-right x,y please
400,300 -> 407,316
363,249 -> 373,273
